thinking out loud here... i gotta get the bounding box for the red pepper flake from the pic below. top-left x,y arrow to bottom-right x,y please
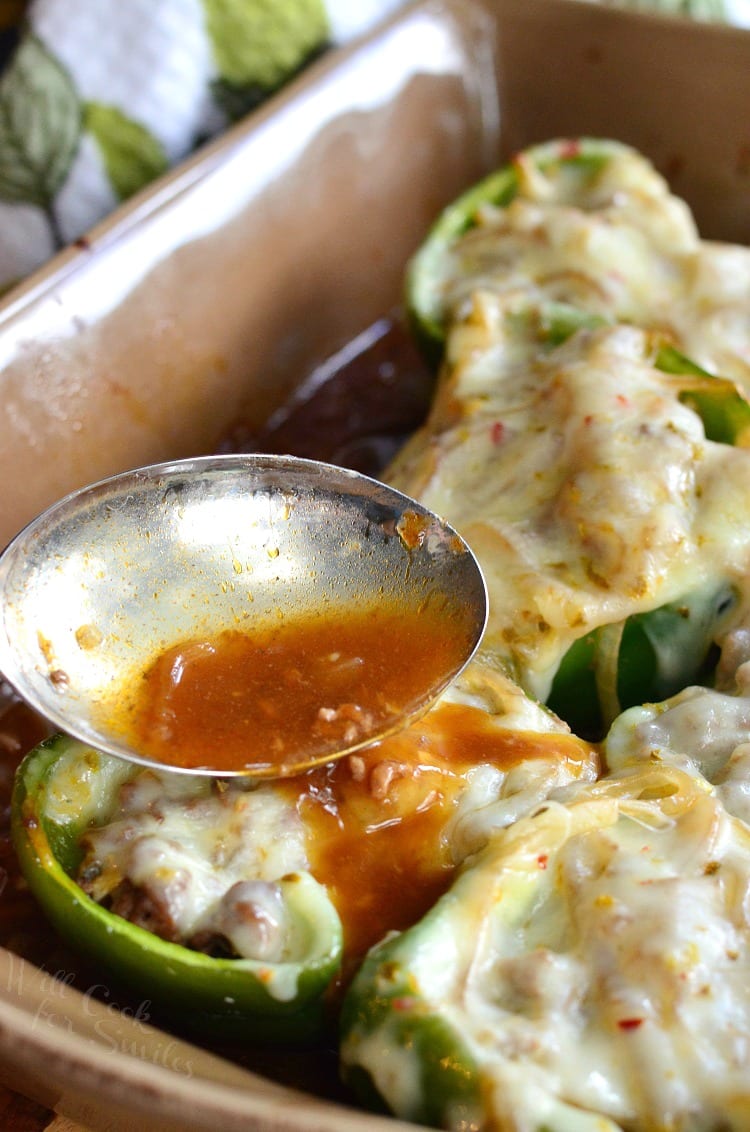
583,414 -> 594,426
490,421 -> 505,445
391,996 -> 417,1012
537,853 -> 548,870
617,1017 -> 643,1031
559,139 -> 582,160
616,394 -> 629,408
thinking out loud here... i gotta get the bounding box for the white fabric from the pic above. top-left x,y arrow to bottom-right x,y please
0,0 -> 411,289
33,0 -> 219,161
325,0 -> 408,40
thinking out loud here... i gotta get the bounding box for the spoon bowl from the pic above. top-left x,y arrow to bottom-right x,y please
0,454 -> 487,776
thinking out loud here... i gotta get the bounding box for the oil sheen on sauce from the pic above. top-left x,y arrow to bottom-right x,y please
105,600 -> 476,774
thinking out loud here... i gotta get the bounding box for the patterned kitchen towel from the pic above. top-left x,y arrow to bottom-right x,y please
0,0 -> 408,292
0,0 -> 746,294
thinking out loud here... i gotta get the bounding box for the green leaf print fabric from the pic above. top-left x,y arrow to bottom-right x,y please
84,103 -> 168,203
0,0 -> 371,287
0,0 -> 743,292
0,35 -> 80,210
202,0 -> 329,89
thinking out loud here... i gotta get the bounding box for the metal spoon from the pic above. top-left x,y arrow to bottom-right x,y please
0,454 -> 486,777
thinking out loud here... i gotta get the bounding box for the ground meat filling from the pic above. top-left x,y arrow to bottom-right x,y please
76,769 -> 308,962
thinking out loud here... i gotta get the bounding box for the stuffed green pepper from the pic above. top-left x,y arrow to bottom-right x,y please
12,732 -> 344,1040
341,759 -> 750,1129
388,140 -> 750,735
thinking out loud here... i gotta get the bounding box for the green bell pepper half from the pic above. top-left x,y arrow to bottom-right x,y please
456,300 -> 747,738
340,795 -> 626,1132
538,323 -> 745,736
12,733 -> 343,1042
403,139 -> 750,740
463,303 -> 745,738
405,137 -> 624,363
405,135 -> 750,452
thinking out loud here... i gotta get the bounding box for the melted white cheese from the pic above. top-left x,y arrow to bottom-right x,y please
391,316 -> 750,699
78,768 -> 308,961
433,142 -> 750,391
478,787 -> 750,1129
347,770 -> 750,1131
605,634 -> 750,827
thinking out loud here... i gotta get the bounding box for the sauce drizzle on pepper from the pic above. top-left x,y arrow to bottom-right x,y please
284,701 -> 598,975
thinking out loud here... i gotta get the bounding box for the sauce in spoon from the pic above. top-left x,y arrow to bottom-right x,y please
104,598 -> 475,775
